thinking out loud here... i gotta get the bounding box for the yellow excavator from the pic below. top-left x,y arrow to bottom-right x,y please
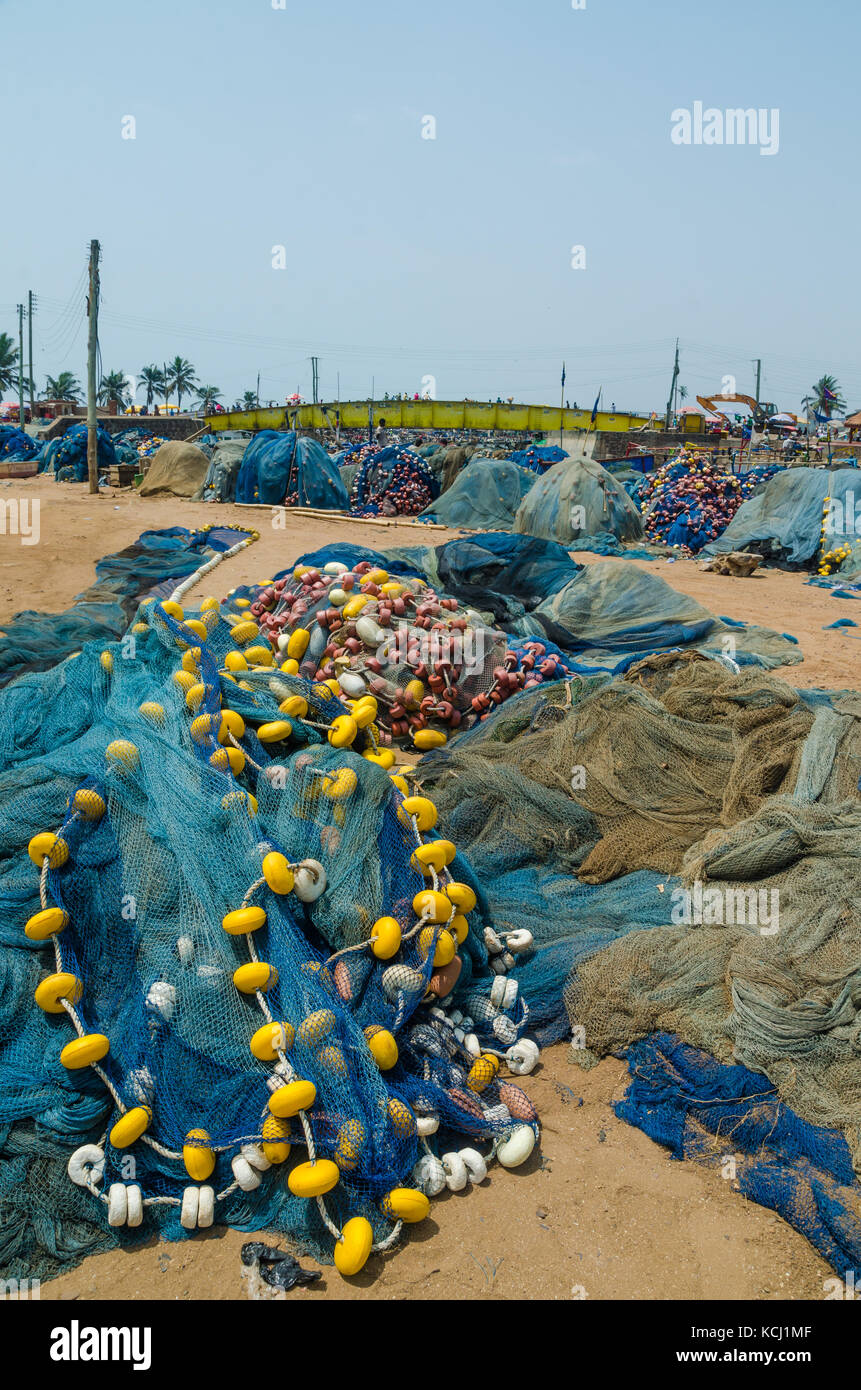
696,392 -> 779,427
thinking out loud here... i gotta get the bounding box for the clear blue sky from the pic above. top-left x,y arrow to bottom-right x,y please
2,0 -> 857,414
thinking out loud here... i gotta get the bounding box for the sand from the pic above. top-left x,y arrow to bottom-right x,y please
5,478 -> 854,1302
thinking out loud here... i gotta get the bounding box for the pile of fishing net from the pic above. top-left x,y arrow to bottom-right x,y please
199,436 -> 254,504
369,533 -> 800,674
139,442 -> 210,498
514,453 -> 645,546
236,431 -> 349,510
0,526 -> 259,688
507,444 -> 567,472
413,653 -> 861,1276
703,466 -> 860,567
38,423 -> 117,483
0,544 -> 545,1288
349,446 -> 438,518
419,457 -> 536,530
222,553 -> 570,750
0,426 -> 39,462
111,427 -> 170,464
638,454 -> 783,552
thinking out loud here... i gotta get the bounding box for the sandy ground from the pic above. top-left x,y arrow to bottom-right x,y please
4,477 -> 855,1302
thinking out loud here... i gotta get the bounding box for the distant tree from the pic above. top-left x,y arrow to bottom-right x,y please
678,385 -> 688,401
140,364 -> 165,413
45,372 -> 82,401
802,374 -> 846,419
241,390 -> 257,410
0,332 -> 19,393
164,356 -> 198,411
196,384 -> 222,412
98,369 -> 131,408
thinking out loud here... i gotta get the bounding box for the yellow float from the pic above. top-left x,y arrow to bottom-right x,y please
268,1078 -> 316,1118
233,962 -> 278,994
322,768 -> 358,800
262,852 -> 295,895
328,715 -> 357,749
287,1159 -> 339,1198
105,740 -> 140,771
364,1025 -> 398,1071
286,628 -> 310,660
250,1020 -> 294,1059
381,1188 -> 430,1223
209,746 -> 246,775
296,1009 -> 336,1047
445,882 -> 477,913
419,926 -> 456,968
370,916 -> 402,960
25,906 -> 69,941
334,1216 -> 374,1277
222,906 -> 267,936
334,1119 -> 367,1171
218,710 -> 245,743
60,1033 -> 110,1070
257,720 -> 293,743
397,796 -> 438,833
412,889 -> 452,923
261,1114 -> 291,1163
34,972 -> 83,1013
28,832 -> 69,868
110,1105 -> 152,1148
183,1129 -> 216,1180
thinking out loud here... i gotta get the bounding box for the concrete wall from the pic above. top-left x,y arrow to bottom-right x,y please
39,414 -> 204,443
592,429 -> 718,462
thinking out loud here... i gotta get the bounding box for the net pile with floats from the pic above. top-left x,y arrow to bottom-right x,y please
0,544 -> 543,1287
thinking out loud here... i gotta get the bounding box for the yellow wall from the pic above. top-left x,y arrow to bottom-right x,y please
206,401 -> 650,434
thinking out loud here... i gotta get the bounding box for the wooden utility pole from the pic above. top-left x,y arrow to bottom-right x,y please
86,240 -> 100,494
16,304 -> 24,427
27,291 -> 35,413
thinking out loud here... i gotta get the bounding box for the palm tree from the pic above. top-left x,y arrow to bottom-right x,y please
164,356 -> 197,412
140,364 -> 165,413
241,390 -> 257,410
98,370 -> 131,409
45,372 -> 82,401
802,374 -> 846,419
678,385 -> 688,402
0,332 -> 19,394
196,384 -> 222,412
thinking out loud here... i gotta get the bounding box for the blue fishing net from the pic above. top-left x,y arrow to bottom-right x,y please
515,453 -> 645,545
0,554 -> 539,1286
617,1035 -> 861,1281
703,466 -> 860,565
420,459 -> 536,530
507,444 -> 568,472
349,446 -> 438,518
0,527 -> 255,687
235,432 -> 349,509
0,427 -> 39,462
38,423 -> 118,483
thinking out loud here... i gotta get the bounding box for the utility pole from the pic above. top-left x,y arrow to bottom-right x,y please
27,291 -> 35,413
86,239 -> 101,494
256,370 -> 260,408
309,356 -> 319,404
665,338 -> 679,431
753,358 -> 762,411
16,304 -> 25,428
